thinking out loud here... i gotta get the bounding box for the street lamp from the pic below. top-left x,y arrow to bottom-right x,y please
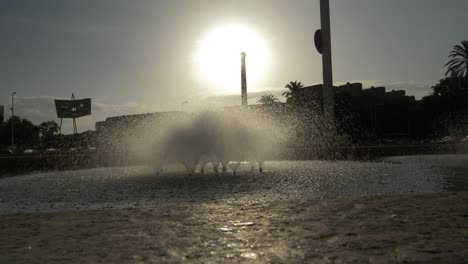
181,101 -> 189,112
11,92 -> 16,149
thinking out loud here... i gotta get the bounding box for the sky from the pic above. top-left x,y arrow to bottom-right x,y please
1,0 -> 467,133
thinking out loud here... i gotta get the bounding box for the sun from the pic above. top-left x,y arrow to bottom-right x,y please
195,23 -> 269,94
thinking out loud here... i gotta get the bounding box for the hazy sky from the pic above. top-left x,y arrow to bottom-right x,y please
1,0 -> 467,133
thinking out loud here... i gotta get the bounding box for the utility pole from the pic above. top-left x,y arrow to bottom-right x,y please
11,91 -> 16,149
320,0 -> 335,132
241,52 -> 248,106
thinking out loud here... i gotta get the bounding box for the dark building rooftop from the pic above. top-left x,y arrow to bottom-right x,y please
95,111 -> 186,132
298,82 -> 414,102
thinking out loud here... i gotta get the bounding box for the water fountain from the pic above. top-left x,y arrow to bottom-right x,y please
148,109 -> 292,175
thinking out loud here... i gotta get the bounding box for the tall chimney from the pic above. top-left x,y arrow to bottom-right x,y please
240,52 -> 247,106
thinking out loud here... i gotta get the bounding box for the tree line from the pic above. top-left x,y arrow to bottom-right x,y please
0,117 -> 59,149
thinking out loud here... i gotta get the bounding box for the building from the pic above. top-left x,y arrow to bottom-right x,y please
95,82 -> 423,148
95,111 -> 189,145
288,82 -> 417,140
297,83 -> 414,102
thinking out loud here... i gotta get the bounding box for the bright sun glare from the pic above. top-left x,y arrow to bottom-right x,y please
195,23 -> 269,94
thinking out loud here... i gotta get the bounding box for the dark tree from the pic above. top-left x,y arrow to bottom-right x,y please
432,77 -> 467,97
422,76 -> 468,137
39,121 -> 59,142
0,116 -> 39,147
282,81 -> 304,100
258,94 -> 280,105
445,40 -> 468,79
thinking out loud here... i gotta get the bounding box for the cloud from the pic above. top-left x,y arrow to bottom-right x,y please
178,89 -> 286,112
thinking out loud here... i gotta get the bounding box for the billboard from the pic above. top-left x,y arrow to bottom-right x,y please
55,98 -> 91,118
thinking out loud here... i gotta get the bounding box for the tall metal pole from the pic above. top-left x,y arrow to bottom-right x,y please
11,92 -> 16,149
320,0 -> 335,131
241,52 -> 248,106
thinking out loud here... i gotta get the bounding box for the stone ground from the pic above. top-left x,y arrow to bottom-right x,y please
1,192 -> 467,263
1,156 -> 468,263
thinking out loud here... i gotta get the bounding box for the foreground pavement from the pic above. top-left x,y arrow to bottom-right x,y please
1,192 -> 467,263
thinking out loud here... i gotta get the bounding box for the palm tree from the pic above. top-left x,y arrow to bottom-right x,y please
445,40 -> 468,79
258,94 -> 280,105
282,81 -> 304,99
443,41 -> 468,132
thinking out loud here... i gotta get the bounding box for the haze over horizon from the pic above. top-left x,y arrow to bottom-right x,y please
1,0 -> 467,133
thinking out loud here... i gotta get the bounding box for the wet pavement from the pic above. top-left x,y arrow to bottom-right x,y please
1,155 -> 467,214
1,155 -> 467,263
2,192 -> 467,263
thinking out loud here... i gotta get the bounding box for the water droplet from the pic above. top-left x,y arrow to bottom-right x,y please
241,252 -> 257,259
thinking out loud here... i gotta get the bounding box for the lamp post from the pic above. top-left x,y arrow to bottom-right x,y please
11,92 -> 16,149
181,101 -> 188,112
